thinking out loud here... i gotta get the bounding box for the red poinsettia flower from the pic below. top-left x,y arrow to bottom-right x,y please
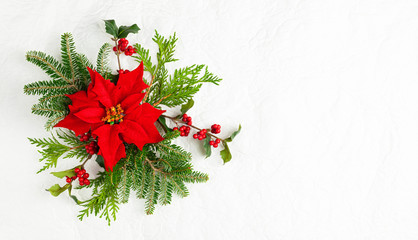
55,62 -> 164,171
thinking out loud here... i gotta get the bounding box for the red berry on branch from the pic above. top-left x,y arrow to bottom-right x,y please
83,173 -> 89,178
213,143 -> 218,148
209,141 -> 214,146
84,179 -> 90,185
72,176 -> 77,180
215,139 -> 221,144
193,134 -> 198,139
118,69 -> 124,74
66,177 -> 72,183
198,136 -> 203,140
173,127 -> 178,131
79,181 -> 84,186
74,168 -> 80,173
180,132 -> 185,136
113,46 -> 117,52
80,169 -> 86,174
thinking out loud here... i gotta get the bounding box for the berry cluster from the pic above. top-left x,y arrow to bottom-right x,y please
174,125 -> 191,137
209,138 -> 221,148
113,38 -> 136,56
193,129 -> 207,141
65,168 -> 90,186
182,114 -> 192,125
85,141 -> 99,155
118,69 -> 130,74
211,124 -> 221,134
79,132 -> 91,142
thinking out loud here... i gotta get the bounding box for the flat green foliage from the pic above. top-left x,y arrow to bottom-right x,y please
132,31 -> 221,107
24,33 -> 111,130
78,131 -> 208,224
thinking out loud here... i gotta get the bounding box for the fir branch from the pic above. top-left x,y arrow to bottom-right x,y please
61,33 -> 77,83
96,43 -> 112,76
26,51 -> 75,88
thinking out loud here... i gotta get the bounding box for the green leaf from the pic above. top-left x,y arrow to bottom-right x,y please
180,99 -> 194,115
51,168 -> 77,179
225,124 -> 242,142
118,24 -> 140,38
202,134 -> 212,158
104,19 -> 118,38
47,184 -> 70,197
158,116 -> 170,132
96,155 -> 105,168
220,142 -> 232,164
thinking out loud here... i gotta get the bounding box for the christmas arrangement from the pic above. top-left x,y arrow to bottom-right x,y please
24,20 -> 241,224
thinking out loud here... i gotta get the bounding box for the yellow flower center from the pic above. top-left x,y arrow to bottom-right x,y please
101,104 -> 125,125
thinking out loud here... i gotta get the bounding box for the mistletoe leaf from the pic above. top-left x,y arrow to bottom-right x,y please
118,24 -> 140,38
225,124 -> 242,142
104,19 -> 118,38
180,99 -> 194,115
51,168 -> 77,179
47,184 -> 70,197
220,142 -> 232,164
202,134 -> 212,158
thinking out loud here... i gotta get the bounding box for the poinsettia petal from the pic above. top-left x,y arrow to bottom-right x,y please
73,107 -> 105,123
115,62 -> 148,103
119,119 -> 164,150
87,67 -> 116,108
120,93 -> 145,114
66,91 -> 102,111
54,114 -> 92,136
93,125 -> 126,171
125,103 -> 165,123
119,103 -> 165,150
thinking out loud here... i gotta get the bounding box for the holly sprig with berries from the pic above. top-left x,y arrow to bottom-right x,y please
24,20 -> 241,224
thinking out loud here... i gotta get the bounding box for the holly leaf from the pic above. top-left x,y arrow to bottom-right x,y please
51,168 -> 77,179
220,142 -> 232,164
158,116 -> 170,132
202,134 -> 212,158
225,124 -> 242,142
96,155 -> 105,168
47,184 -> 70,197
104,19 -> 119,38
68,186 -> 82,205
180,99 -> 194,115
118,24 -> 140,38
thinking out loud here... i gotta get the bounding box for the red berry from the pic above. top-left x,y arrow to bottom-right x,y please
80,169 -> 86,174
213,143 -> 218,148
66,177 -> 72,183
79,181 -> 84,186
173,127 -> 178,131
209,141 -> 214,146
118,69 -> 124,74
84,179 -> 90,185
180,132 -> 185,136
72,176 -> 77,180
83,173 -> 89,178
193,134 -> 198,139
113,46 -> 117,51
182,114 -> 188,118
74,168 -> 80,173
198,136 -> 203,140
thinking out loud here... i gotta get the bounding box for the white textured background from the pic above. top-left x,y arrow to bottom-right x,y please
2,0 -> 418,239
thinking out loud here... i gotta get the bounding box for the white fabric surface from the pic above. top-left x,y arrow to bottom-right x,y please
2,0 -> 418,239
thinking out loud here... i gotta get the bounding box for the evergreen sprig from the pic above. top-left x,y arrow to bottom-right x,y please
132,31 -> 221,107
26,21 -> 232,225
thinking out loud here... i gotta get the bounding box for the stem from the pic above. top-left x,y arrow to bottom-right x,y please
162,114 -> 224,141
81,154 -> 93,168
113,39 -> 122,71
